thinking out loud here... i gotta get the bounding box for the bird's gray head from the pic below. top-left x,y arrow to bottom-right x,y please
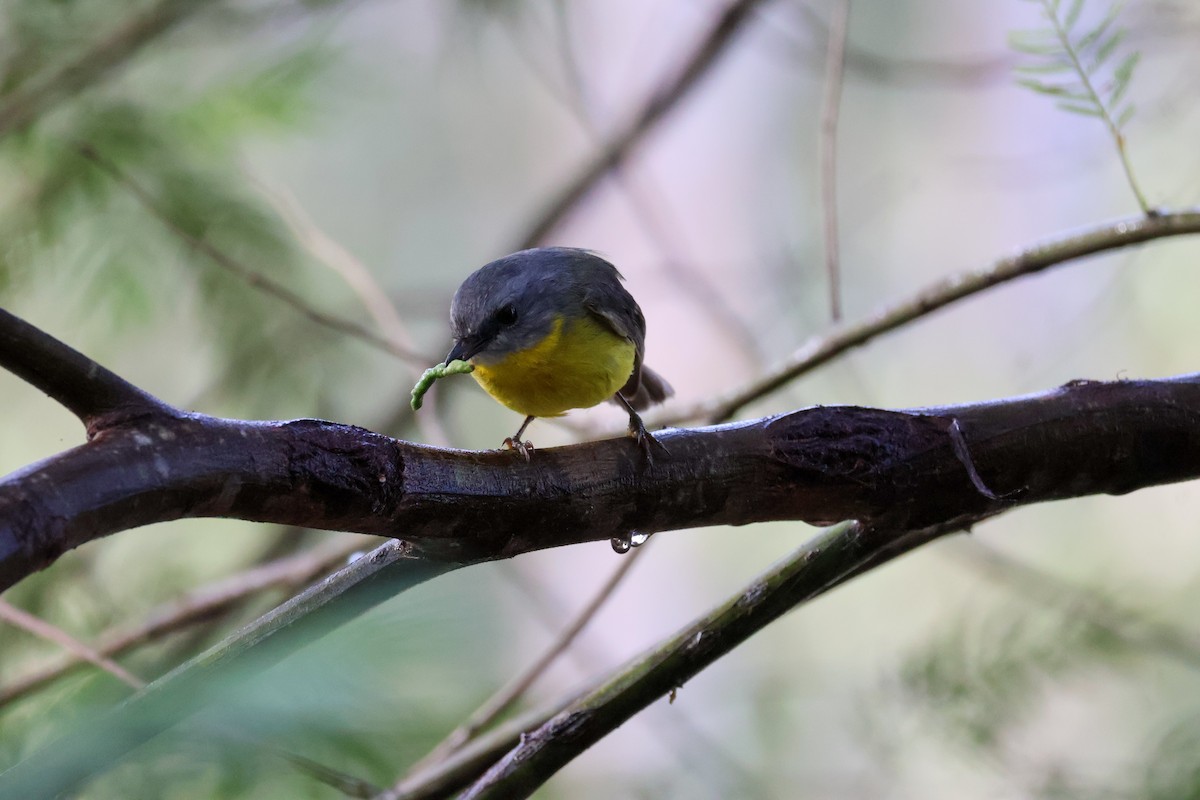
446,247 -> 618,365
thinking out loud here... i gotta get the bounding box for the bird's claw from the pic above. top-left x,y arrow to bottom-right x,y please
629,420 -> 669,464
502,437 -> 535,461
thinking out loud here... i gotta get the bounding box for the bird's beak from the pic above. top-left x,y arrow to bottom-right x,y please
445,338 -> 481,364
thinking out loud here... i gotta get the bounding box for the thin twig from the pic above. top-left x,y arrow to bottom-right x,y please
765,3 -> 1015,88
0,592 -> 381,796
618,170 -> 766,365
377,522 -> 865,800
252,173 -> 418,357
488,555 -> 770,797
399,545 -> 649,783
270,746 -> 383,798
653,207 -> 1200,425
0,601 -> 144,691
251,172 -> 452,446
818,0 -> 850,321
517,0 -> 768,249
0,536 -> 366,710
0,0 -> 203,138
76,144 -> 431,367
507,1 -> 763,366
0,541 -> 457,799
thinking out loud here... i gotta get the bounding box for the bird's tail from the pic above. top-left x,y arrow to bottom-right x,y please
619,365 -> 674,411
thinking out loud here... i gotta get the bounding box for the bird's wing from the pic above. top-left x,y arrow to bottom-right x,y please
583,299 -> 642,345
584,290 -> 647,400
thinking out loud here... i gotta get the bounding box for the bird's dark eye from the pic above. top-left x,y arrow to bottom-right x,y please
496,305 -> 518,326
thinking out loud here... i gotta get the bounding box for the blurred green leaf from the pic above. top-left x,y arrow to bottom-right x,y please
1141,719 -> 1200,800
176,46 -> 331,147
897,606 -> 1126,752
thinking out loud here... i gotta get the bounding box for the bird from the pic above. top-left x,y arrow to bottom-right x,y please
444,247 -> 672,457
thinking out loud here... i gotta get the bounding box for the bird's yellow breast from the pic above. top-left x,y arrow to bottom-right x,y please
470,315 -> 635,418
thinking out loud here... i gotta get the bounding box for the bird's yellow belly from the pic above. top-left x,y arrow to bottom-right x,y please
471,316 -> 635,418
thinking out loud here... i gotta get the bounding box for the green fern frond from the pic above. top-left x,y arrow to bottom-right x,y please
1011,0 -> 1151,212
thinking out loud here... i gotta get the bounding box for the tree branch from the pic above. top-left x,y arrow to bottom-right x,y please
1,333 -> 1196,794
3,302 -> 1200,590
0,305 -> 169,432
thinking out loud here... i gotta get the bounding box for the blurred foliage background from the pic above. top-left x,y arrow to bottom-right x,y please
1,0 -> 1199,797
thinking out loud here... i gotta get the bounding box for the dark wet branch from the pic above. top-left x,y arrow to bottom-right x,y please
2,301 -> 1199,592
2,306 -> 1199,796
0,306 -> 170,432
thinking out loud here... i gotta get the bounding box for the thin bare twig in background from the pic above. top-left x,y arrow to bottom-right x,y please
500,2 -> 764,375
538,4 -> 764,365
616,170 -> 766,366
388,548 -> 765,800
269,746 -> 381,798
494,554 -> 767,796
1,587 -> 385,798
819,0 -> 850,321
651,207 -> 1200,425
254,174 -> 417,356
449,521 -> 963,799
762,2 -> 1015,88
0,0 -> 203,138
252,173 -> 452,446
76,144 -> 431,367
0,600 -> 143,691
0,536 -> 366,710
517,0 -> 768,249
398,545 -> 649,785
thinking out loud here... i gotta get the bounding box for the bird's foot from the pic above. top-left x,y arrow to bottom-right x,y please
614,394 -> 667,464
628,417 -> 668,464
502,437 -> 535,461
